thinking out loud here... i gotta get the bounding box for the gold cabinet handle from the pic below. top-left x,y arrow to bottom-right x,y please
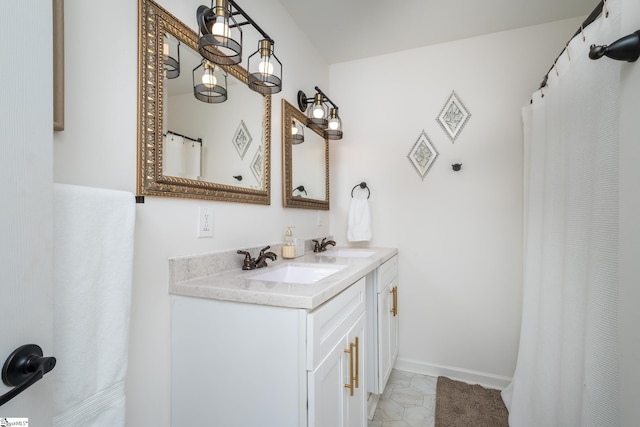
394,286 -> 398,316
344,341 -> 355,396
390,286 -> 398,316
354,336 -> 359,389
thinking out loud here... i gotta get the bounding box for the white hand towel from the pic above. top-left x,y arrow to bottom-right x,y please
347,192 -> 371,242
52,184 -> 135,427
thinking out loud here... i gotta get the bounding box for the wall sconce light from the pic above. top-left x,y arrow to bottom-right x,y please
163,35 -> 180,79
196,0 -> 242,66
291,119 -> 304,144
326,107 -> 343,140
247,39 -> 282,94
297,86 -> 343,140
192,59 -> 228,103
196,0 -> 282,94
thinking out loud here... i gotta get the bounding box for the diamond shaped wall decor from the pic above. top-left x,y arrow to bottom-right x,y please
232,120 -> 253,159
407,130 -> 438,180
437,91 -> 471,142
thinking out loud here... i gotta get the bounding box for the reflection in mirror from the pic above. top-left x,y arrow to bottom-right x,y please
163,34 -> 264,189
137,0 -> 271,204
282,100 -> 329,210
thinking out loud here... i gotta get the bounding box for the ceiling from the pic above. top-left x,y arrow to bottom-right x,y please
277,0 -> 598,64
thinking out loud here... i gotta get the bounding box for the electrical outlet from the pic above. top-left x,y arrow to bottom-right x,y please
198,207 -> 213,238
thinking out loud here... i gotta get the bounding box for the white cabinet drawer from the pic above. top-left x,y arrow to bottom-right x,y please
377,255 -> 398,292
307,278 -> 366,371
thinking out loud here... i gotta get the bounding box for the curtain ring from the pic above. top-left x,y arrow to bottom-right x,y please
603,0 -> 609,17
580,25 -> 586,42
565,43 -> 571,60
553,62 -> 559,77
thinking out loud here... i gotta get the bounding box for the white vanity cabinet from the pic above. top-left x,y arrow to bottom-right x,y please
366,254 -> 399,395
171,277 -> 367,427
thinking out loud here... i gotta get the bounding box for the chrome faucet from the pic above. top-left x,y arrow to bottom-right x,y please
313,238 -> 336,252
237,246 -> 278,270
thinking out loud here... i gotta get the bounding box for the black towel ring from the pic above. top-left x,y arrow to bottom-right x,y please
351,182 -> 370,199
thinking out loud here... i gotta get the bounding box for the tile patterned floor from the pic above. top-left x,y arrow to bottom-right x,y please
369,369 -> 437,427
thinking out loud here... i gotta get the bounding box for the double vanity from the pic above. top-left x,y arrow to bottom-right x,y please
169,245 -> 398,426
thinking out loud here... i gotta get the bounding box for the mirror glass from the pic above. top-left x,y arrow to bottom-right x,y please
137,0 -> 271,204
282,100 -> 329,209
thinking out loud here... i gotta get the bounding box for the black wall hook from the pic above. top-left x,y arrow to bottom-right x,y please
589,30 -> 640,62
452,163 -> 462,172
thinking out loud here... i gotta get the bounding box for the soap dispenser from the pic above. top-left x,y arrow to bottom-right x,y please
282,226 -> 296,259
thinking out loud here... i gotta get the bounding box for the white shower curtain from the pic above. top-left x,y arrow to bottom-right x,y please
163,133 -> 202,180
503,2 -> 622,426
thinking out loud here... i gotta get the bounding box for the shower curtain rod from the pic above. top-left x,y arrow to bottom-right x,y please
539,0 -> 605,90
164,130 -> 203,145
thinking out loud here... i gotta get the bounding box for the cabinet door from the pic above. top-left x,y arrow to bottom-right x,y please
377,282 -> 393,389
308,338 -> 347,427
346,313 -> 366,427
308,313 -> 366,427
377,279 -> 399,391
389,279 -> 399,374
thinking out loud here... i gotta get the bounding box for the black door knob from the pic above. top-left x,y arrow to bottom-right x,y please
0,344 -> 56,406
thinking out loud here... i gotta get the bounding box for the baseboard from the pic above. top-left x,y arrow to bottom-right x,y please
393,357 -> 512,390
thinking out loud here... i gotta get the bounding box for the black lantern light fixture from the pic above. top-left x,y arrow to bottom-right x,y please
326,107 -> 343,140
196,0 -> 242,65
192,59 -> 228,103
247,39 -> 282,94
196,0 -> 282,95
297,86 -> 343,140
163,35 -> 180,79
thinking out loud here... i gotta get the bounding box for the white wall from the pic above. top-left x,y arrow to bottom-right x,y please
329,18 -> 582,385
53,0 -> 330,425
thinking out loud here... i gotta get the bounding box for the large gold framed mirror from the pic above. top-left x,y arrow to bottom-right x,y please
282,100 -> 329,210
137,0 -> 271,204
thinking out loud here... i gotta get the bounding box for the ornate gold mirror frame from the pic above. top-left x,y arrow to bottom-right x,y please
137,0 -> 271,204
282,99 -> 329,210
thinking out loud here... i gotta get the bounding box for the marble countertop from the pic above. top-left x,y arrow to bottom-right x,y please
169,247 -> 398,310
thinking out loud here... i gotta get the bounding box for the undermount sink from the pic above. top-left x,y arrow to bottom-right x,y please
248,264 -> 347,284
316,250 -> 376,258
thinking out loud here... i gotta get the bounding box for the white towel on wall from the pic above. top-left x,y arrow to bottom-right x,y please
52,184 -> 136,427
347,192 -> 371,242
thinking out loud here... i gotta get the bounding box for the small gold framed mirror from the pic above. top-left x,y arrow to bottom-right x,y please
282,99 -> 329,210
